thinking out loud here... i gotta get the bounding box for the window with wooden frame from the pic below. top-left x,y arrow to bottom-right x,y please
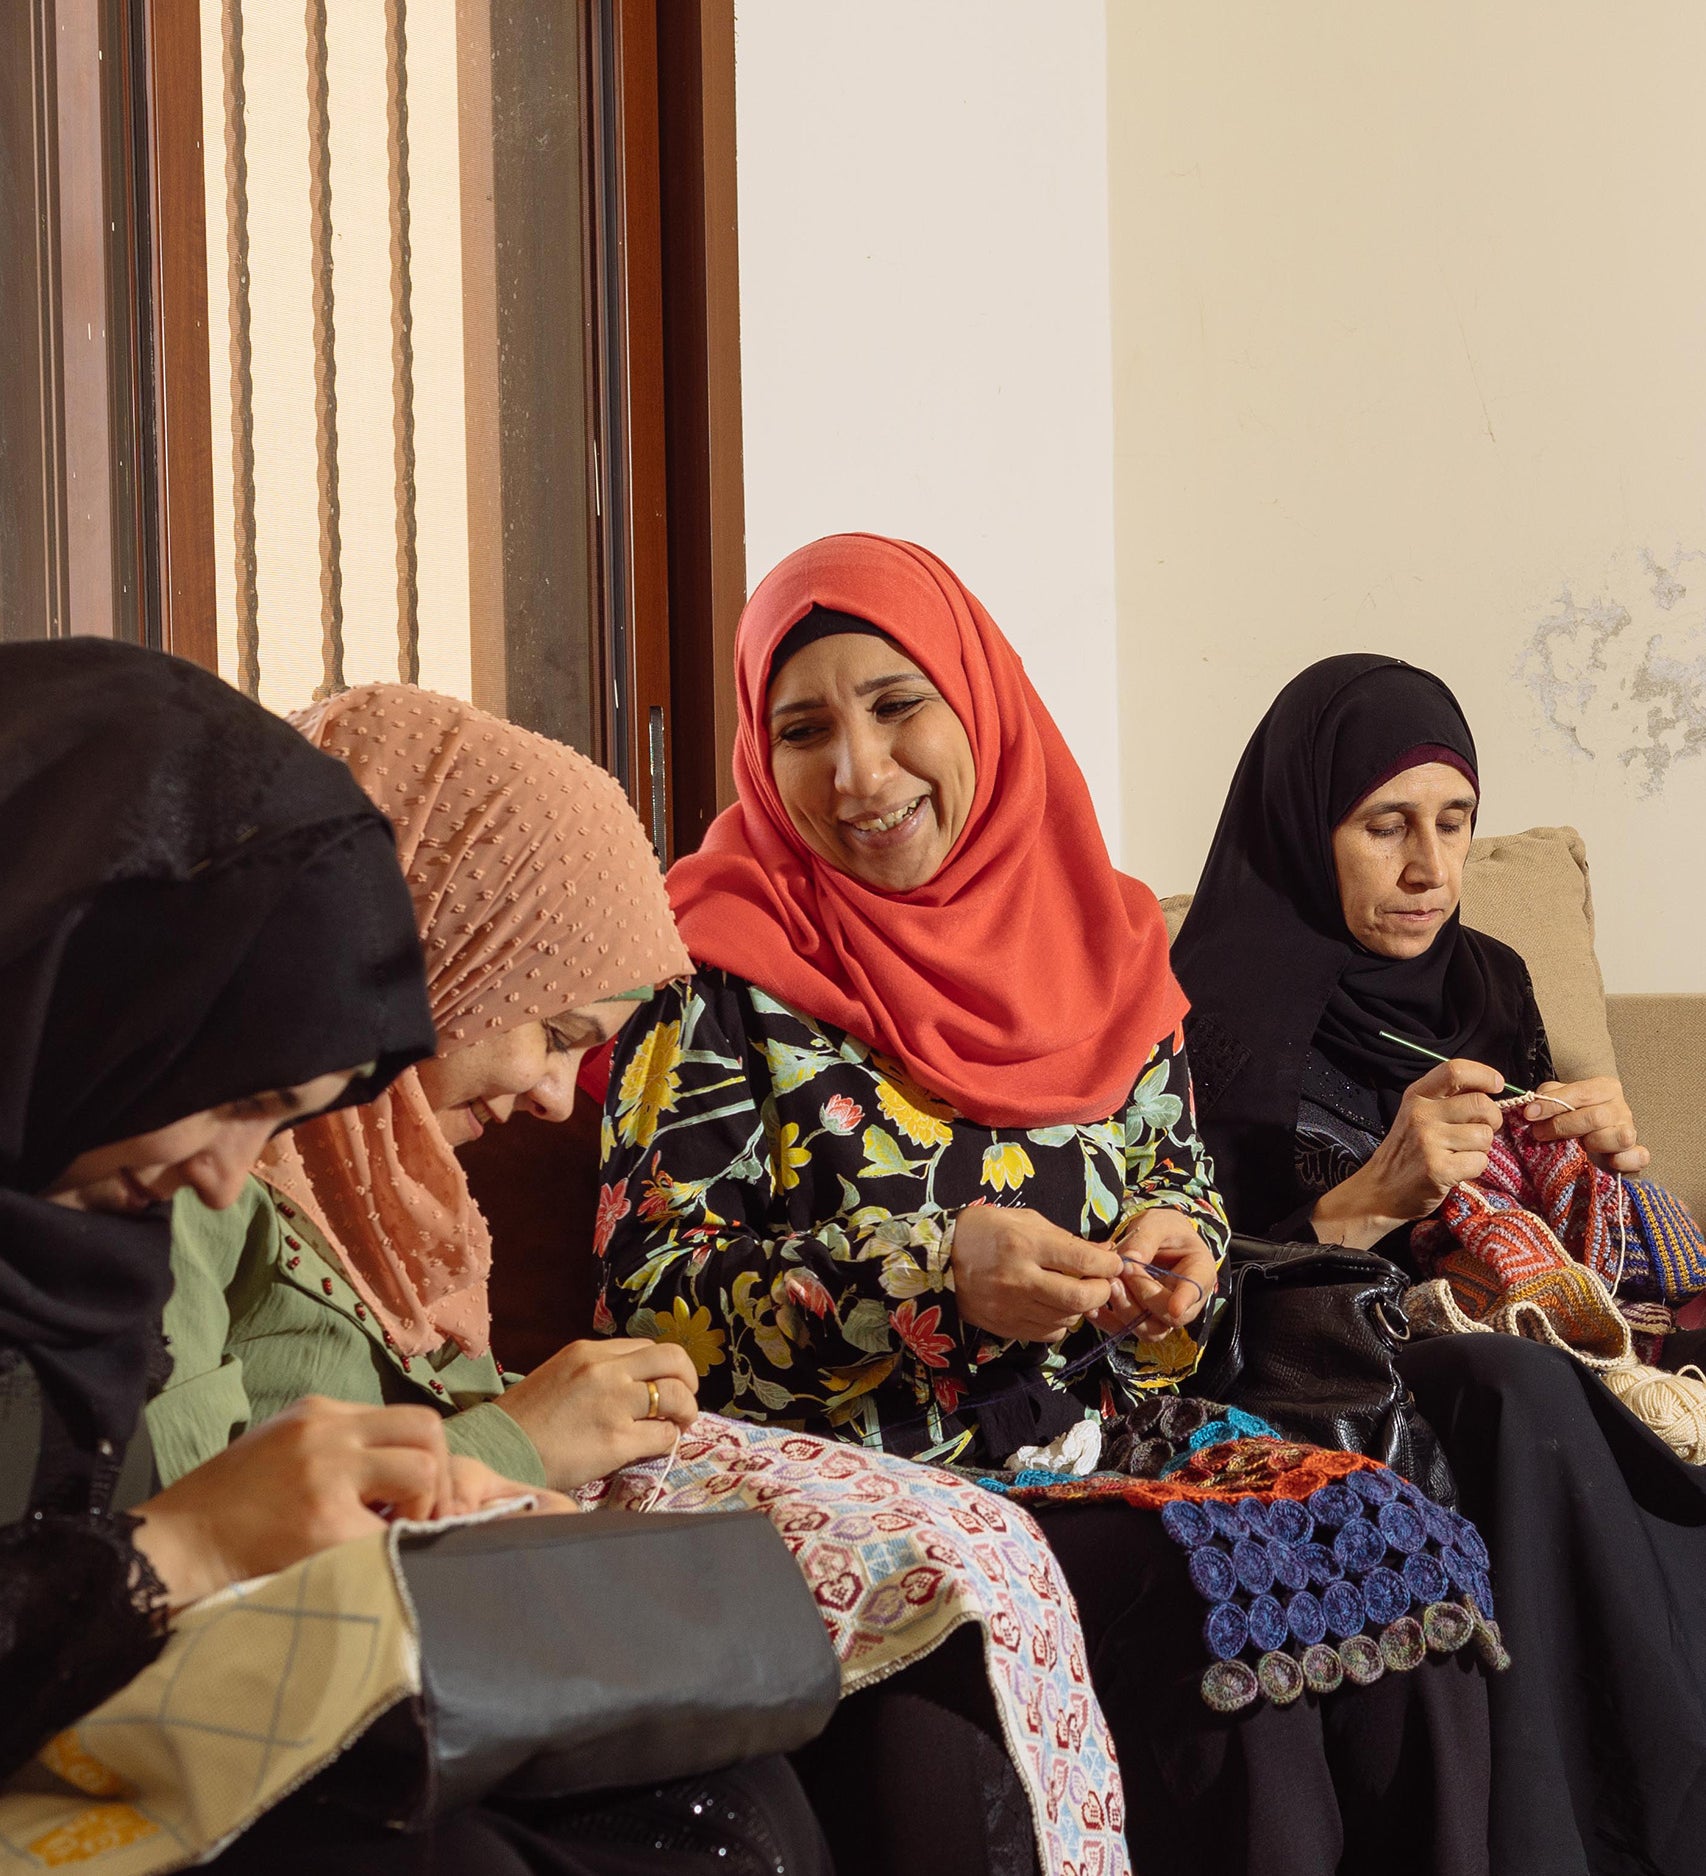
0,0 -> 742,863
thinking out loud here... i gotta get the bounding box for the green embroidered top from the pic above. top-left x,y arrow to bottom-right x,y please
147,1177 -> 545,1488
596,969 -> 1231,1460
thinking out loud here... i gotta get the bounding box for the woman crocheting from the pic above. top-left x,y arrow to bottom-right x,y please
1172,652 -> 1706,1876
154,683 -> 1133,1876
598,536 -> 1500,1876
0,643 -> 837,1876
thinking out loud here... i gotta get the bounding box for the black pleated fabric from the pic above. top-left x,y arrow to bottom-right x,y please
1401,1334 -> 1706,1876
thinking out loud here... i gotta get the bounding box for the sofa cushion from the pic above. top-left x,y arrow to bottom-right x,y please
1159,826 -> 1617,1083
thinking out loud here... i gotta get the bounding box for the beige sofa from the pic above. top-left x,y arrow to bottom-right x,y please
1160,826 -> 1706,1218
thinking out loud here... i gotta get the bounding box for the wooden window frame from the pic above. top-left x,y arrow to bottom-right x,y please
12,0 -> 742,852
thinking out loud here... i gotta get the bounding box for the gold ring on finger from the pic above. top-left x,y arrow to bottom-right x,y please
644,1379 -> 661,1420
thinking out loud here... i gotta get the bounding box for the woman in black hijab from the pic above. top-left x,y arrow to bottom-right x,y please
1,640 -> 832,1876
1175,653 -> 1706,1876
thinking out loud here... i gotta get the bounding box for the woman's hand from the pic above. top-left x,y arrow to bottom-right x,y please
1311,1058 -> 1505,1250
494,1337 -> 699,1490
1522,1077 -> 1649,1174
1090,1208 -> 1218,1342
949,1204 -> 1123,1344
131,1396 -> 559,1611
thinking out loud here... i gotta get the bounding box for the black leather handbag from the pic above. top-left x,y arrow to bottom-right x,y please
329,1507 -> 841,1828
1183,1235 -> 1459,1508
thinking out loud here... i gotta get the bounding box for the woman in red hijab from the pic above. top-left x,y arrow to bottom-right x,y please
600,537 -> 1493,1876
602,533 -> 1221,1459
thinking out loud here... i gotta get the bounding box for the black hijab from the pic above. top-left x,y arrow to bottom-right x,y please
1172,654 -> 1535,1233
1,641 -> 434,1503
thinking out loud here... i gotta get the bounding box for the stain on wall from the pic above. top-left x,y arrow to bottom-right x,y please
1520,548 -> 1706,795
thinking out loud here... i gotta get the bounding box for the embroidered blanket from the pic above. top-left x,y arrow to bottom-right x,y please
587,1414 -> 1129,1876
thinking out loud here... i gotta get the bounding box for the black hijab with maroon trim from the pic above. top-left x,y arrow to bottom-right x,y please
1171,654 -> 1535,1234
0,641 -> 433,1498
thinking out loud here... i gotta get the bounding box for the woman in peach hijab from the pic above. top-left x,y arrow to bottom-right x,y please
151,684 -> 1133,1876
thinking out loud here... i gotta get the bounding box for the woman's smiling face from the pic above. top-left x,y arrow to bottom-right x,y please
766,632 -> 977,893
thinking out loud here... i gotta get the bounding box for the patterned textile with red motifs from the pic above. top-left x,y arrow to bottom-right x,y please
583,1413 -> 1129,1876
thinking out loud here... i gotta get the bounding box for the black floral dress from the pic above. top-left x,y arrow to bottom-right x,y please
596,969 -> 1230,1460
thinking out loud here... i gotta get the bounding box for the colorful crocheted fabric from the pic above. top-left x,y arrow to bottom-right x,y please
585,1414 -> 1130,1876
1414,1116 -> 1706,1308
982,1435 -> 1507,1713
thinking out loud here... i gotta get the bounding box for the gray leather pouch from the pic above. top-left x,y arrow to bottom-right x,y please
325,1507 -> 840,1827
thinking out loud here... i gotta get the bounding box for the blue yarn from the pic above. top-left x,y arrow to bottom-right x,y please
1349,1467 -> 1399,1505
1235,1498 -> 1270,1538
1299,1540 -> 1341,1586
1363,1566 -> 1412,1626
1205,1501 -> 1245,1541
1332,1517 -> 1387,1574
1247,1594 -> 1288,1652
1450,1516 -> 1491,1570
1286,1589 -> 1328,1647
1268,1538 -> 1311,1592
1232,1537 -> 1275,1596
1321,1578 -> 1366,1638
1160,1499 -> 1214,1549
1306,1482 -> 1361,1528
1377,1500 -> 1427,1554
1403,1553 -> 1449,1603
1188,1546 -> 1237,1603
1420,1501 -> 1459,1548
1265,1499 -> 1314,1545
1205,1601 -> 1249,1660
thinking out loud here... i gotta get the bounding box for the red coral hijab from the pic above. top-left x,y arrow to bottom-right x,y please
667,534 -> 1186,1127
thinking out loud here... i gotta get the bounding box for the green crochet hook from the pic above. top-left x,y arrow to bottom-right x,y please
1377,1029 -> 1538,1103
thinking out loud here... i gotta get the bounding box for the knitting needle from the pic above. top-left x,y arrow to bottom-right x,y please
1376,1029 -> 1538,1103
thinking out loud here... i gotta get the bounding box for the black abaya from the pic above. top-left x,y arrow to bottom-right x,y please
1402,1334 -> 1706,1876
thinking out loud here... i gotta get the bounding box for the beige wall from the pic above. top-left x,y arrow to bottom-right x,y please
734,0 -> 1124,850
1109,2 -> 1706,993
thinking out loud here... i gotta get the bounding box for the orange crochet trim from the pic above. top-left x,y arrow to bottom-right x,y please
1006,1437 -> 1382,1509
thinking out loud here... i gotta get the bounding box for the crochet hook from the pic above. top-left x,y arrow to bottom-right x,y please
1376,1029 -> 1537,1103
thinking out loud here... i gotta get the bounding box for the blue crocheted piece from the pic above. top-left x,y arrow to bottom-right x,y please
1159,1467 -> 1510,1715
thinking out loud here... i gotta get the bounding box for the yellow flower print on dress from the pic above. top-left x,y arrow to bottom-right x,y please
646,1295 -> 727,1375
874,1066 -> 954,1150
770,1120 -> 812,1193
616,1018 -> 682,1147
980,1140 -> 1035,1193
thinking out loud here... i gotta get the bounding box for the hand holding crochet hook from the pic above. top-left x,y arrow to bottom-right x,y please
1312,1038 -> 1649,1252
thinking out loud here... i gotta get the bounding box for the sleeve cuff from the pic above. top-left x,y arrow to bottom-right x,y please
442,1401 -> 548,1488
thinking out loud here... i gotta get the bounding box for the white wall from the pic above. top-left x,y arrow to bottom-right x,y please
1109,3 -> 1706,993
733,0 -> 1123,853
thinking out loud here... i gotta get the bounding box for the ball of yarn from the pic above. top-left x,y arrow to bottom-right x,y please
1600,1362 -> 1706,1464
1257,1651 -> 1305,1705
1364,1566 -> 1412,1626
1307,1481 -> 1361,1528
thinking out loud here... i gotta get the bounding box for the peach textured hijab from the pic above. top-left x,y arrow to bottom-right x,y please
668,534 -> 1186,1128
261,686 -> 689,1358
